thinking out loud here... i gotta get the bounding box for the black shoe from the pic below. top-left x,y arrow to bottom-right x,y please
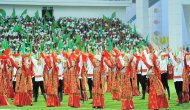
168,96 -> 171,100
89,97 -> 92,99
33,97 -> 38,102
42,93 -> 47,101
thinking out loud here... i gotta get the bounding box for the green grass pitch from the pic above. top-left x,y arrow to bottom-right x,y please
0,80 -> 189,110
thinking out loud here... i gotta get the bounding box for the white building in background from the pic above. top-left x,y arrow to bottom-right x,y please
0,0 -> 132,23
127,0 -> 190,50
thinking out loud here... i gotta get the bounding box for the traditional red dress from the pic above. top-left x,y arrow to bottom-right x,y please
106,68 -> 112,92
7,67 -> 15,99
131,60 -> 140,96
46,54 -> 61,107
111,68 -> 121,101
81,70 -> 88,101
183,54 -> 190,102
147,55 -> 169,109
0,59 -> 9,106
64,66 -> 69,94
68,53 -> 81,108
92,66 -> 105,108
68,66 -> 81,108
13,63 -> 32,106
8,56 -> 19,99
121,59 -> 134,110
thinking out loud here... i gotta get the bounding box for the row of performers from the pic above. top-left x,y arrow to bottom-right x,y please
0,46 -> 190,109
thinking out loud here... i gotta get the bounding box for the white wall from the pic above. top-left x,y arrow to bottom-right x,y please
168,0 -> 190,50
136,0 -> 149,38
161,0 -> 168,36
0,0 -> 131,23
149,0 -> 162,38
183,5 -> 190,47
54,6 -> 127,22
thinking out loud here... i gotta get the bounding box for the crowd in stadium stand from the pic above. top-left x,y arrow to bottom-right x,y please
0,14 -> 145,54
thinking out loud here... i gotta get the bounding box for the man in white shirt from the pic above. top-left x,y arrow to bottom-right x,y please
87,54 -> 94,99
169,49 -> 184,106
159,52 -> 171,100
57,55 -> 65,102
32,56 -> 47,102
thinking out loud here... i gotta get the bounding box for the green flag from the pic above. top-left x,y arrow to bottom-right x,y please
29,43 -> 33,52
58,40 -> 63,50
45,11 -> 51,19
107,38 -> 113,52
66,32 -> 71,38
76,35 -> 82,50
39,43 -> 44,52
133,24 -> 136,34
54,21 -> 59,28
43,21 -> 47,30
99,26 -> 103,35
68,40 -> 73,49
21,42 -> 26,55
137,41 -> 143,48
0,9 -> 6,17
21,9 -> 27,16
111,12 -> 116,19
1,19 -> 5,26
13,24 -> 22,32
53,35 -> 59,42
25,15 -> 31,21
145,35 -> 149,45
2,39 -> 9,49
34,10 -> 39,20
133,47 -> 137,53
11,8 -> 16,18
52,25 -> 55,33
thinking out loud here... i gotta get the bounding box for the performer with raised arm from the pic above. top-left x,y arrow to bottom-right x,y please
121,51 -> 134,110
31,54 -> 47,102
169,48 -> 184,106
111,48 -> 121,101
87,52 -> 95,99
183,51 -> 190,102
142,46 -> 169,109
0,56 -> 10,106
92,54 -> 105,108
46,53 -> 61,107
13,55 -> 33,106
68,50 -> 81,108
57,55 -> 65,103
159,50 -> 171,100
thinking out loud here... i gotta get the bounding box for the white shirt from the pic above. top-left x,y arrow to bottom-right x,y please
159,57 -> 168,72
169,52 -> 183,82
78,54 -> 83,79
141,60 -> 149,76
58,62 -> 64,80
137,60 -> 142,74
87,57 -> 94,78
13,67 -> 17,81
32,57 -> 45,81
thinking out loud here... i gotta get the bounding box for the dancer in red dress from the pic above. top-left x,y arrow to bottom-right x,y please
92,54 -> 105,108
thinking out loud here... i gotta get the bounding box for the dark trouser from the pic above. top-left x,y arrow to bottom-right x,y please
141,75 -> 149,99
189,84 -> 190,100
79,79 -> 84,100
32,77 -> 35,97
141,75 -> 148,92
137,74 -> 142,91
87,78 -> 93,98
58,79 -> 63,102
174,81 -> 183,104
12,81 -> 16,92
161,73 -> 170,98
34,81 -> 46,101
